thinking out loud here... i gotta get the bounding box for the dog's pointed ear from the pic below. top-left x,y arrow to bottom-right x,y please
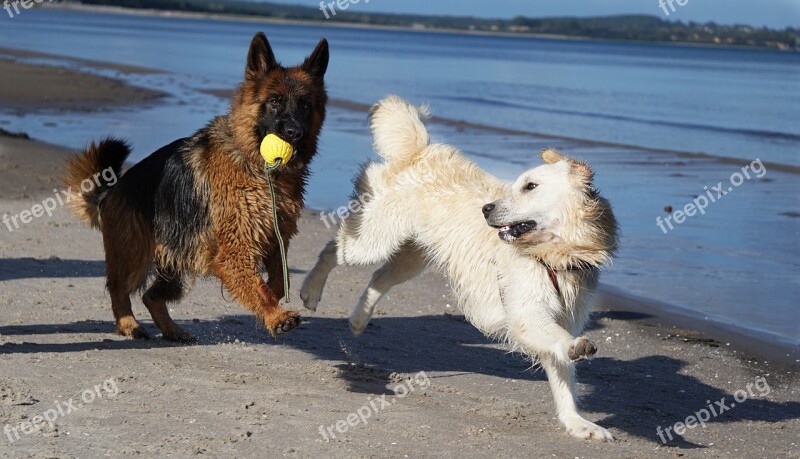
570,161 -> 594,182
541,148 -> 564,164
246,32 -> 278,80
542,148 -> 593,181
302,38 -> 329,80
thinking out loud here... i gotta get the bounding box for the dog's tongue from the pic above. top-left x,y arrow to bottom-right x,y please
499,226 -> 511,233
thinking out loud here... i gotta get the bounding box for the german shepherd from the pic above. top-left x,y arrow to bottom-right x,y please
64,33 -> 329,342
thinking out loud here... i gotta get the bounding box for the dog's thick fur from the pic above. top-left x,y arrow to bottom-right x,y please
300,96 -> 618,440
64,33 -> 329,341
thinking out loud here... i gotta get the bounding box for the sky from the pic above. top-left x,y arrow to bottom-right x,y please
291,0 -> 800,29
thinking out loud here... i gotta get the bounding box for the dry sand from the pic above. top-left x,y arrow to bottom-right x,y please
0,61 -> 798,459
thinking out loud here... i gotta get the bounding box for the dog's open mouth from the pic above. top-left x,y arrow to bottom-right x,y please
491,221 -> 537,242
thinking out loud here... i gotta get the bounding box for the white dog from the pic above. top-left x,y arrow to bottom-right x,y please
300,96 -> 619,440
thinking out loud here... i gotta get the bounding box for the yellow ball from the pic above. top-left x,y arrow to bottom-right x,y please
260,134 -> 294,167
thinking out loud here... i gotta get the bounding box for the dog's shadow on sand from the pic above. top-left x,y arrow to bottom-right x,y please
2,303 -> 798,447
277,313 -> 800,448
0,258 -> 106,281
0,257 -> 306,282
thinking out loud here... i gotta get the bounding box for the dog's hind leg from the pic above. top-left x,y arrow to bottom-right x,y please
336,197 -> 412,266
108,285 -> 148,339
539,355 -> 613,441
142,270 -> 193,343
102,207 -> 152,340
300,240 -> 338,312
349,245 -> 427,336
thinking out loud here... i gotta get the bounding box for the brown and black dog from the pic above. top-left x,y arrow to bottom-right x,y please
64,32 -> 329,342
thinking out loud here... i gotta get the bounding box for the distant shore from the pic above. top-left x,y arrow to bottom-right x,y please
44,3 -> 799,53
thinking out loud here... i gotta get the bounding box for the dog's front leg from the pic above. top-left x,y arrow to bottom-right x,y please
265,241 -> 290,301
539,355 -> 614,441
506,311 -> 611,440
500,264 -> 597,364
213,246 -> 300,336
500,265 -> 610,440
505,303 -> 596,365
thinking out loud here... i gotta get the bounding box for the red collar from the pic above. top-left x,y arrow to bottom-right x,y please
545,265 -> 562,296
538,259 -> 591,297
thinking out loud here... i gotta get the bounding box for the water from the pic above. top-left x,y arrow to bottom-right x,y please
4,9 -> 800,165
1,9 -> 798,345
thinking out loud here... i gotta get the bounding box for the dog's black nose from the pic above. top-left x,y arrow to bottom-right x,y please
283,124 -> 304,142
482,203 -> 495,217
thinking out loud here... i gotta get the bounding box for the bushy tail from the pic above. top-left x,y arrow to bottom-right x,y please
369,95 -> 431,165
63,138 -> 130,228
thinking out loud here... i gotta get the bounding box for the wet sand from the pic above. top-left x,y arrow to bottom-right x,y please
0,58 -> 798,458
0,53 -> 165,113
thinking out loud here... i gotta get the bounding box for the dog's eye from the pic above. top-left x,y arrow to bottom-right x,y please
268,98 -> 282,109
525,182 -> 538,191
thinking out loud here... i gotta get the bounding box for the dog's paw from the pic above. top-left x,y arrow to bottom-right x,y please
299,281 -> 321,312
568,336 -> 597,361
162,327 -> 195,344
116,318 -> 149,340
268,311 -> 301,336
564,416 -> 614,442
348,316 -> 368,336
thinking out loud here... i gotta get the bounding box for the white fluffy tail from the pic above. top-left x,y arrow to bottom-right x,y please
369,95 -> 431,164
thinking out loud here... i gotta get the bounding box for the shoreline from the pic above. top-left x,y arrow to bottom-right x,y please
200,90 -> 800,175
0,52 -> 166,113
596,285 -> 799,365
46,3 -> 797,54
0,46 -> 165,75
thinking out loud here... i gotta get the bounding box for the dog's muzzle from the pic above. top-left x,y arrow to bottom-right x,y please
494,221 -> 537,242
482,202 -> 537,242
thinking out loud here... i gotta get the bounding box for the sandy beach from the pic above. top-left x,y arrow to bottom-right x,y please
1,52 -> 798,458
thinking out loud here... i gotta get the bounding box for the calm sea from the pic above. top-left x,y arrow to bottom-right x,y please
2,9 -> 798,345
